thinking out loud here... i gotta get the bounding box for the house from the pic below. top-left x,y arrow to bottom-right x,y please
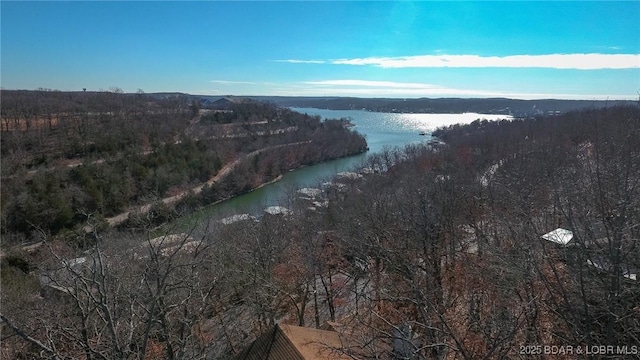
220,213 -> 256,225
209,97 -> 249,111
335,172 -> 362,182
541,228 -> 574,246
264,206 -> 291,216
147,233 -> 195,247
209,97 -> 236,110
542,222 -> 626,248
234,323 -> 351,360
297,188 -> 323,201
586,256 -> 638,281
132,233 -> 201,258
542,227 -> 638,281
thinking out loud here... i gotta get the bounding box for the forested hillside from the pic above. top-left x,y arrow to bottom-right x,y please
1,105 -> 638,359
255,96 -> 634,117
0,90 -> 367,244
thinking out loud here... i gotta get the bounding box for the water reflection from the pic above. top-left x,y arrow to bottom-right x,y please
174,108 -> 511,227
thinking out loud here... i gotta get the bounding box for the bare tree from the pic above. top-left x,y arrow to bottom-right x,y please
0,221 -> 245,359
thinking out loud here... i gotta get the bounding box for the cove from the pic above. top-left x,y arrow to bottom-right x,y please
172,108 -> 511,228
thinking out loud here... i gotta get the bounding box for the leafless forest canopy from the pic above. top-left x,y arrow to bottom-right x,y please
0,90 -> 367,241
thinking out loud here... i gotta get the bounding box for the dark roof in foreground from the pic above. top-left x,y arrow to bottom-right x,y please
234,323 -> 350,360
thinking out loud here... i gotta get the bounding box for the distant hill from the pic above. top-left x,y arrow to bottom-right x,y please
152,93 -> 635,117
251,96 -> 635,117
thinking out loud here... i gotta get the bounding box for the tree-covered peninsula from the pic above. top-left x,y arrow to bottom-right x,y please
1,90 -> 367,243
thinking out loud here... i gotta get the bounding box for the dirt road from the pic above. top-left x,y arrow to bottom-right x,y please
94,140 -> 311,230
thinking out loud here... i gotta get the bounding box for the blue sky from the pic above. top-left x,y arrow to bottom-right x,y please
1,1 -> 638,99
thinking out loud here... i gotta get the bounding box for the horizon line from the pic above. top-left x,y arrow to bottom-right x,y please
2,88 -> 637,102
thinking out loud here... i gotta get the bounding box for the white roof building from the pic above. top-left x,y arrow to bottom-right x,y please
264,206 -> 291,216
541,228 -> 574,246
297,188 -> 323,199
336,171 -> 362,181
220,214 -> 255,225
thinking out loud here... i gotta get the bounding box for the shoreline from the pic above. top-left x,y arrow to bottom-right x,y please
166,147 -> 369,230
84,144 -> 368,233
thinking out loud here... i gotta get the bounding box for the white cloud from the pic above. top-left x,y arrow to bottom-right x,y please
295,79 -> 636,100
305,79 -> 490,96
192,78 -> 635,100
283,53 -> 639,70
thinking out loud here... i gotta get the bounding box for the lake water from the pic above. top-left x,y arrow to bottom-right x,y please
174,108 -> 510,227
